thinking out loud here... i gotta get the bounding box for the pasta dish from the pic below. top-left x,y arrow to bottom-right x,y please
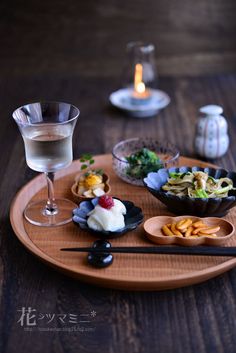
162,171 -> 234,198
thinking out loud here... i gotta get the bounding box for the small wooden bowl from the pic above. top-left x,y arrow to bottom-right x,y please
71,173 -> 111,204
144,215 -> 235,246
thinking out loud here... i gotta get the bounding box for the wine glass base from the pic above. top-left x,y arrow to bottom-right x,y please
24,198 -> 77,227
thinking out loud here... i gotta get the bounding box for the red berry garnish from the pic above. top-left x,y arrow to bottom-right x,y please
98,195 -> 114,209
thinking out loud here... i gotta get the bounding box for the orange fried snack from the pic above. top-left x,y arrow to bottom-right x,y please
170,223 -> 183,237
161,225 -> 175,237
161,218 -> 221,238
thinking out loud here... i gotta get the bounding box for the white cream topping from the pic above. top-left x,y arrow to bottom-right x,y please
87,199 -> 126,231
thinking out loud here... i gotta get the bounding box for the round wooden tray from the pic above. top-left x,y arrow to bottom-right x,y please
10,155 -> 236,291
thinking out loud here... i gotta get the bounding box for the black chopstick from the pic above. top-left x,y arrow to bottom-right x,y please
60,246 -> 236,256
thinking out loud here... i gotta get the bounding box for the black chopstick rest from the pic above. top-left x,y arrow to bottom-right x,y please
87,240 -> 113,268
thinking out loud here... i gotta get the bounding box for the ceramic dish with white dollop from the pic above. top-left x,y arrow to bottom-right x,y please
73,197 -> 144,239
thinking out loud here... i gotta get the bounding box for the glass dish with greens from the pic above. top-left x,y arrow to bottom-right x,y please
125,148 -> 163,179
112,138 -> 179,186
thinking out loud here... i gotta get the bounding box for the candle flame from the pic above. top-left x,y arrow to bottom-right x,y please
136,81 -> 146,93
134,63 -> 146,94
132,63 -> 151,100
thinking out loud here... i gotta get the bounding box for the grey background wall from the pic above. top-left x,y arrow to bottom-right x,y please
1,0 -> 236,78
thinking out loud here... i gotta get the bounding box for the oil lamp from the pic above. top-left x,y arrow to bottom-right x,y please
109,41 -> 170,118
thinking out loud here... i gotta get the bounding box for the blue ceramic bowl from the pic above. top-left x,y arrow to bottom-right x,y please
143,166 -> 236,217
73,197 -> 144,239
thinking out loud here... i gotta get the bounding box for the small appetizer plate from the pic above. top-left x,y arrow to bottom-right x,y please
144,215 -> 235,246
73,198 -> 144,239
71,173 -> 111,203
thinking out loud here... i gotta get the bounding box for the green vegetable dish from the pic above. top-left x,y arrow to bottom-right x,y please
162,171 -> 235,198
125,148 -> 163,179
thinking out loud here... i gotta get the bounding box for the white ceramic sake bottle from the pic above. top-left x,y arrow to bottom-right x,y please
195,105 -> 229,159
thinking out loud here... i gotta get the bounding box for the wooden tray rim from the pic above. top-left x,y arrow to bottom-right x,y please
10,154 -> 236,290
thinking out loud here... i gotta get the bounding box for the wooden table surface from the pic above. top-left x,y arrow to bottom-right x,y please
1,74 -> 236,353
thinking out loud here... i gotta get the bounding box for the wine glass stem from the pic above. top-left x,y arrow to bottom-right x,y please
44,172 -> 58,216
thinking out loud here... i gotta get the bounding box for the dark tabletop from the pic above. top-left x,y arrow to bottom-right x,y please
1,73 -> 236,353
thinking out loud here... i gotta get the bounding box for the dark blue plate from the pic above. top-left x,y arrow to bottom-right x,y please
143,166 -> 236,217
73,197 -> 144,239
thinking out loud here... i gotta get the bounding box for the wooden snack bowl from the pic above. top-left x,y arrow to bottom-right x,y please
71,172 -> 111,203
144,215 -> 235,246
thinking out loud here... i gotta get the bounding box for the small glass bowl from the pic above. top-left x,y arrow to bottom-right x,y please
112,137 -> 179,186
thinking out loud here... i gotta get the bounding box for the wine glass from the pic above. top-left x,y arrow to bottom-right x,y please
13,101 -> 80,227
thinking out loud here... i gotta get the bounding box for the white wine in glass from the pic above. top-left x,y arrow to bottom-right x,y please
13,101 -> 80,227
